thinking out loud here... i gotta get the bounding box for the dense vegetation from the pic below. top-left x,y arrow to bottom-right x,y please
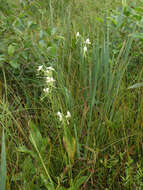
0,0 -> 143,189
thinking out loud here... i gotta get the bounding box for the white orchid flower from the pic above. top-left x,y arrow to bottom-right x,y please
43,88 -> 49,93
83,46 -> 87,53
46,77 -> 55,83
85,38 -> 91,45
57,111 -> 63,121
37,65 -> 43,71
46,66 -> 55,71
76,32 -> 80,38
66,111 -> 71,119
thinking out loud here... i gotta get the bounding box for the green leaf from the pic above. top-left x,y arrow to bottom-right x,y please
29,121 -> 54,187
28,21 -> 38,30
55,35 -> 65,41
13,18 -> 26,33
122,0 -> 127,7
74,176 -> 87,189
28,120 -> 51,154
28,120 -> 43,149
129,33 -> 143,39
0,129 -> 6,190
0,55 -> 6,63
51,27 -> 58,35
40,174 -> 55,190
9,59 -> 19,69
39,40 -> 46,48
128,83 -> 143,89
17,146 -> 36,158
47,44 -> 57,57
107,17 -> 117,26
63,135 -> 76,163
8,44 -> 15,56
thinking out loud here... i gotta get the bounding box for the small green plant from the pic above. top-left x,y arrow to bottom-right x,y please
121,158 -> 143,190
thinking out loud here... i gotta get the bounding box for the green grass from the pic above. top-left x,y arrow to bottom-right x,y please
0,0 -> 143,189
0,128 -> 6,190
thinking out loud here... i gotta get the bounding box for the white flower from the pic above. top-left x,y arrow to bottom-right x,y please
85,38 -> 91,45
46,66 -> 55,71
76,32 -> 80,37
37,65 -> 43,71
57,111 -> 63,121
46,77 -> 55,83
43,88 -> 49,93
83,46 -> 87,54
66,111 -> 71,119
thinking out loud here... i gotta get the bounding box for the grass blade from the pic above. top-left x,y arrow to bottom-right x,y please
0,129 -> 6,190
128,82 -> 143,89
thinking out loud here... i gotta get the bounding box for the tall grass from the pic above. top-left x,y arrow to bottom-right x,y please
0,128 -> 6,190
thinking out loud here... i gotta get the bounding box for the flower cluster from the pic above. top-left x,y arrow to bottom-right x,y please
57,111 -> 71,124
76,32 -> 91,57
37,65 -> 56,98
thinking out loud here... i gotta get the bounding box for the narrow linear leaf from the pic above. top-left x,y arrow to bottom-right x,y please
128,83 -> 143,89
129,33 -> 143,39
0,129 -> 6,190
74,176 -> 88,189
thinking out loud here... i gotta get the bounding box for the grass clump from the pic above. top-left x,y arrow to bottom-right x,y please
0,0 -> 143,189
